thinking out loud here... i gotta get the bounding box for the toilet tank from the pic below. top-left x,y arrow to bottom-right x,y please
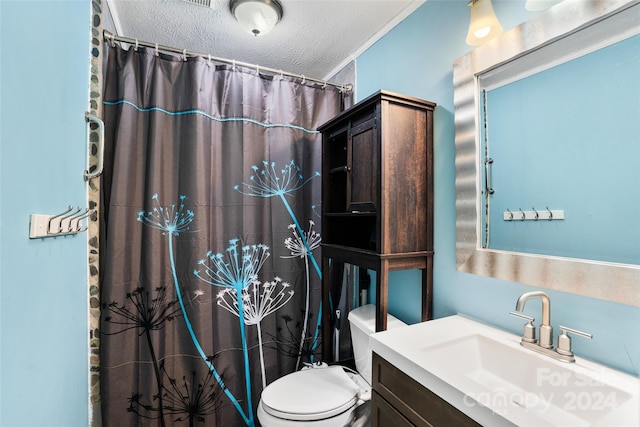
347,304 -> 406,385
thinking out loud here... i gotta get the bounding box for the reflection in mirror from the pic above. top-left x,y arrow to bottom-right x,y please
479,35 -> 640,265
453,0 -> 640,306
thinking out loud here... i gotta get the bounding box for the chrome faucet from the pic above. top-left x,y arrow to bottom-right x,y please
510,291 -> 592,363
515,291 -> 553,349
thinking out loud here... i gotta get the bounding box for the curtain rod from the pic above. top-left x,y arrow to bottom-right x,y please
103,30 -> 352,92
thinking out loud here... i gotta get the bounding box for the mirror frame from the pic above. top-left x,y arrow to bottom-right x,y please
453,0 -> 640,306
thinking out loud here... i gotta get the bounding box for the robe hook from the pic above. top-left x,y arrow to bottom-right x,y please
73,209 -> 93,232
47,205 -> 74,234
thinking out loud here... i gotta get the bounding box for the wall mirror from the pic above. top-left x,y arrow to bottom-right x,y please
453,0 -> 640,306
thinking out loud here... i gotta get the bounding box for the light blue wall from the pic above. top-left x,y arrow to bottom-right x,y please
357,0 -> 640,376
1,1 -> 90,426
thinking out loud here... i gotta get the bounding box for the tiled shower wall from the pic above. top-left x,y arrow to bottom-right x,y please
88,0 -> 103,424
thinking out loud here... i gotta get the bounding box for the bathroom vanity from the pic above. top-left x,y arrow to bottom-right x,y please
371,352 -> 480,427
318,90 -> 436,360
369,315 -> 640,427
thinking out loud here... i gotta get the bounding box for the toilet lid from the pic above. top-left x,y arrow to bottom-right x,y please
261,366 -> 361,421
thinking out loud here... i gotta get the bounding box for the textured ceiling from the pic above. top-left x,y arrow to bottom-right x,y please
107,0 -> 425,81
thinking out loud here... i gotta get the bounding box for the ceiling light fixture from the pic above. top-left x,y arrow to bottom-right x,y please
466,0 -> 504,46
230,0 -> 283,37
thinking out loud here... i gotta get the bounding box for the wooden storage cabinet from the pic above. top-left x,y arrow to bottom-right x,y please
371,353 -> 481,427
319,90 -> 436,354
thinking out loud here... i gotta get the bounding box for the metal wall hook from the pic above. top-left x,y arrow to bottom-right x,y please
72,209 -> 93,232
532,207 -> 539,220
47,205 -> 74,234
66,208 -> 92,232
546,207 -> 553,220
519,208 -> 526,221
57,206 -> 82,233
30,206 -> 94,238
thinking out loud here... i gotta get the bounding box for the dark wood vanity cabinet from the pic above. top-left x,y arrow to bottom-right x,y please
371,353 -> 482,427
319,90 -> 436,355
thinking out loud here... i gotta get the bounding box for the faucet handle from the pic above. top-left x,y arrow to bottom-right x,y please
509,311 -> 537,343
556,325 -> 592,357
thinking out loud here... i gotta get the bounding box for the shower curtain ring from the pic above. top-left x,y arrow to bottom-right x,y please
154,43 -> 159,56
134,39 -> 139,51
301,75 -> 306,84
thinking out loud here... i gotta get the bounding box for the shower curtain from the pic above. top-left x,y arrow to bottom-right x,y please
100,42 -> 350,427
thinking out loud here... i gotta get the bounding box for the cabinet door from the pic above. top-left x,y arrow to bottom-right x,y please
371,391 -> 417,427
373,353 -> 481,427
348,117 -> 378,212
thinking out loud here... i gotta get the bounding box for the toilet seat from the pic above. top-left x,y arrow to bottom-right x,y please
260,366 -> 362,421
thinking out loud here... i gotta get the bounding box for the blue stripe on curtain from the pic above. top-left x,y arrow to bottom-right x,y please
103,99 -> 321,134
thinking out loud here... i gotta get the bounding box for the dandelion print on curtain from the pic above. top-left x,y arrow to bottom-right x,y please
100,42 -> 350,426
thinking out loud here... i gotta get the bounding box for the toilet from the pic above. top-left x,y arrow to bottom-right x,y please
257,304 -> 406,426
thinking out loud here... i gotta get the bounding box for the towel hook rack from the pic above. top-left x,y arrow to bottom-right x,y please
503,207 -> 565,221
30,205 -> 94,239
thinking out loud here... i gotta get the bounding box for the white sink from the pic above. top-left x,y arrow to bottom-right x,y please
370,315 -> 640,427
